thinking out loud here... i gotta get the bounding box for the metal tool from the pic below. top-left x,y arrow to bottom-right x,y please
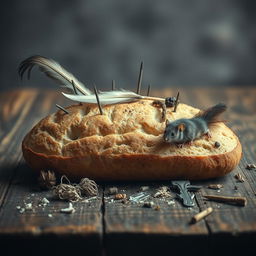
171,180 -> 201,207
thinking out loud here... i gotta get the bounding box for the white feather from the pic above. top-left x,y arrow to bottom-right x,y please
62,90 -> 143,105
97,89 -> 142,98
19,55 -> 92,95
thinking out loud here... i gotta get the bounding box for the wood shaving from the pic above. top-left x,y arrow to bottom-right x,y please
234,173 -> 245,182
53,176 -> 82,202
114,193 -> 126,200
38,170 -> 56,190
79,178 -> 98,196
54,183 -> 82,202
246,164 -> 256,170
208,184 -> 223,190
154,186 -> 172,198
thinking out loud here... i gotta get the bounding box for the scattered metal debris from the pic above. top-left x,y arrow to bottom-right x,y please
165,97 -> 177,107
214,141 -> 221,148
130,192 -> 150,203
24,203 -> 33,211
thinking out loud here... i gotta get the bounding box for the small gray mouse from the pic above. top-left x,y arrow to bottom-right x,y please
164,103 -> 227,146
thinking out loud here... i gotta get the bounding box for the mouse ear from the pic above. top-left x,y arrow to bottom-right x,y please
178,123 -> 185,131
165,119 -> 170,126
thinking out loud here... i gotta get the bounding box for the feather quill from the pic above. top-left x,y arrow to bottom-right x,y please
18,55 -> 92,95
62,89 -> 143,105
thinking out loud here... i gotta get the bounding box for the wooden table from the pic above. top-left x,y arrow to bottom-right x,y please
0,88 -> 256,256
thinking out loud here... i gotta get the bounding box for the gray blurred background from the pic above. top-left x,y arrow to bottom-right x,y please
1,0 -> 256,92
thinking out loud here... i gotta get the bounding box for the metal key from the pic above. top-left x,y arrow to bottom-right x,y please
171,180 -> 201,207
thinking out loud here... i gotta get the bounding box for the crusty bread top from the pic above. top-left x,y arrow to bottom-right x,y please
23,100 -> 237,157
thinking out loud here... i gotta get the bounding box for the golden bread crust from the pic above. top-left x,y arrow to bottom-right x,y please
22,100 -> 242,180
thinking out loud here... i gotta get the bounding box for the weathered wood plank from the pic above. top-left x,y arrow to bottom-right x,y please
0,159 -> 103,255
1,88 -> 256,256
0,89 -> 103,255
0,89 -> 38,206
0,89 -> 62,206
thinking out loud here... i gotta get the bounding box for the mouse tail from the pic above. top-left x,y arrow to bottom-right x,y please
195,103 -> 227,124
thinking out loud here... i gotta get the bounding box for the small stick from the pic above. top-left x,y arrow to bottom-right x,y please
94,85 -> 103,115
55,104 -> 69,114
191,207 -> 213,224
147,84 -> 151,96
173,91 -> 180,112
112,80 -> 115,91
203,195 -> 247,206
136,61 -> 143,94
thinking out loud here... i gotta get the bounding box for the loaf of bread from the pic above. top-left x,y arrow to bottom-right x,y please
22,100 -> 242,180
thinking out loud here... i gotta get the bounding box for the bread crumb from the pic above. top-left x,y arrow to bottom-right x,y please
60,202 -> 75,214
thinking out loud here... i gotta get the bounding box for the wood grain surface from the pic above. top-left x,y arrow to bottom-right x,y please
0,88 -> 256,256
